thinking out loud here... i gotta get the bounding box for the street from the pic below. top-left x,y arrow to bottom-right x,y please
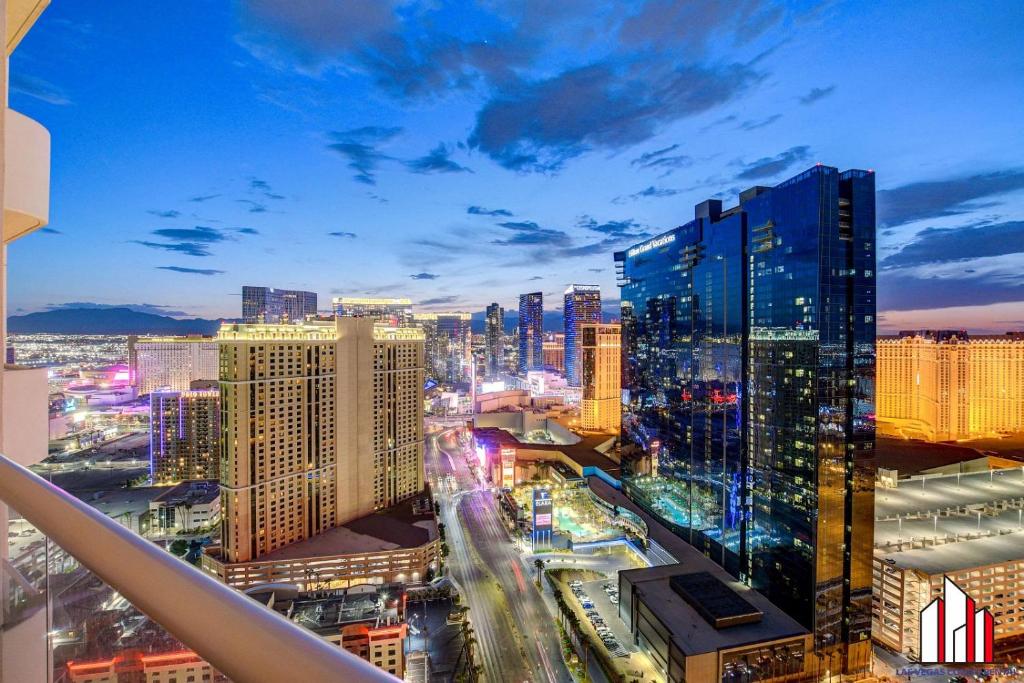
426,427 -> 572,683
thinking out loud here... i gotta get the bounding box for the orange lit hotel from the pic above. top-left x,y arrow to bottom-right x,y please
877,331 -> 1024,441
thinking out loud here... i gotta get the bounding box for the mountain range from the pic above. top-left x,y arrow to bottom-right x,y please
8,307 -> 225,335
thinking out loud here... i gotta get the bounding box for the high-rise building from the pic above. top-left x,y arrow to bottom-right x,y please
242,286 -> 318,324
217,318 -> 424,564
128,336 -> 219,395
150,387 -> 221,484
518,292 -> 543,374
877,330 -> 1024,441
542,332 -> 565,373
580,323 -> 620,432
412,313 -> 472,386
616,165 -> 876,675
484,303 -> 504,378
333,297 -> 414,327
563,285 -> 602,386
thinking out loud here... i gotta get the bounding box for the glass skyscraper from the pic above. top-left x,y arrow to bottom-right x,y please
518,292 -> 543,373
485,302 -> 504,378
242,286 -> 317,323
616,164 -> 875,675
563,284 -> 602,386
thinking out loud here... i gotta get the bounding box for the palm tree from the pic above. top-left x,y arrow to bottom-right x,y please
534,558 -> 545,582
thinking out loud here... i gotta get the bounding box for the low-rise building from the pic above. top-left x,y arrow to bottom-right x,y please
202,500 -> 439,590
148,480 -> 221,534
249,583 -> 409,679
66,651 -> 225,683
618,565 -> 813,682
871,467 -> 1024,659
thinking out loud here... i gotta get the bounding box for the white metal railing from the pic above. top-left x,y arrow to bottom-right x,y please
0,453 -> 397,682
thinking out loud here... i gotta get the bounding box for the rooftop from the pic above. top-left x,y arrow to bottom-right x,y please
151,480 -> 220,507
878,532 -> 1024,575
234,500 -> 437,563
621,564 -> 805,657
472,421 -> 621,478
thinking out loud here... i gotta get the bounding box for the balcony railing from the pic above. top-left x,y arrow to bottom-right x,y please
0,452 -> 397,682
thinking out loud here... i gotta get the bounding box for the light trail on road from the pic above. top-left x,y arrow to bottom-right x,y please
426,428 -> 571,683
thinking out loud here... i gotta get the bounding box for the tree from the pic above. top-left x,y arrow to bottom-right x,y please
169,539 -> 188,556
534,558 -> 545,582
437,522 -> 446,541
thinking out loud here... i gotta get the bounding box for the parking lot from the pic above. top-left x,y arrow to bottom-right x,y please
567,578 -> 630,658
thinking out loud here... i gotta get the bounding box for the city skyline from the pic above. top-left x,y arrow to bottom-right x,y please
5,1 -> 1023,333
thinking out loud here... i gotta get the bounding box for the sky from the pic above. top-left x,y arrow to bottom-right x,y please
8,0 -> 1024,332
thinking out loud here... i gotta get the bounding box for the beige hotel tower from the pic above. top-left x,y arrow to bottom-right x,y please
217,317 -> 425,564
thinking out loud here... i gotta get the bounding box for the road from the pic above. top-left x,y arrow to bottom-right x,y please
427,427 -> 572,683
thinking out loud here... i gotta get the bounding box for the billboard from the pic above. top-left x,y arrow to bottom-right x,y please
501,447 -> 516,489
532,488 -> 553,549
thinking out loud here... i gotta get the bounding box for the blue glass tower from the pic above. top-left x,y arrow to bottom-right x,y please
518,292 -> 543,373
563,284 -> 602,386
616,165 -> 876,675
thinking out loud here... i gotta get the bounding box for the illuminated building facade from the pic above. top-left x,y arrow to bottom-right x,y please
877,330 -> 1024,441
128,336 -> 218,395
580,323 -> 620,432
333,296 -> 414,327
217,318 -> 424,564
518,292 -> 543,373
616,165 -> 876,675
241,285 -> 317,324
412,312 -> 472,386
149,387 -> 220,483
563,284 -> 602,386
542,332 -> 565,373
485,302 -> 504,378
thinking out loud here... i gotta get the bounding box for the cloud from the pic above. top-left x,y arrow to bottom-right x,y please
588,268 -> 604,273
39,227 -> 62,235
156,266 -> 225,276
326,126 -> 403,184
879,270 -> 1024,311
469,61 -> 762,171
799,85 -> 835,105
410,272 -> 440,280
614,185 -> 684,203
577,216 -> 649,239
738,113 -> 781,130
148,209 -> 182,219
241,1 -> 784,174
405,143 -> 471,174
236,199 -> 268,213
881,221 -> 1024,269
189,194 -> 221,203
250,178 -> 271,191
151,226 -> 229,243
493,222 -> 571,247
735,145 -> 811,180
328,231 -> 358,238
629,144 -> 694,176
235,227 -> 260,235
877,168 -> 1024,227
11,73 -> 71,105
420,295 -> 460,306
467,206 -> 513,217
45,302 -> 193,316
528,276 -> 544,281
131,240 -> 212,257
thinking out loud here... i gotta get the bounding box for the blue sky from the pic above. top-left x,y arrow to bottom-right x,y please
9,0 -> 1024,332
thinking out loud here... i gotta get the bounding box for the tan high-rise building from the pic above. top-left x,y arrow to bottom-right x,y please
877,331 -> 1024,441
128,335 -> 219,395
542,332 -> 565,374
217,317 -> 424,564
580,323 -> 620,432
